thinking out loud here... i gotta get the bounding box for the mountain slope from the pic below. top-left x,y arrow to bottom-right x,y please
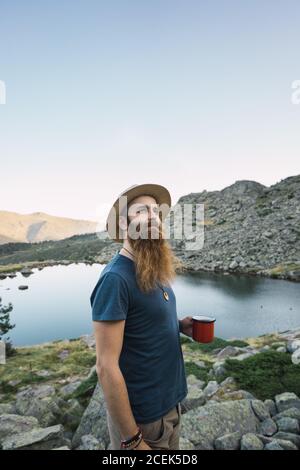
167,175 -> 300,279
0,211 -> 98,244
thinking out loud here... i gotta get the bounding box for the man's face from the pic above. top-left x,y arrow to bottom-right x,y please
127,195 -> 161,240
119,194 -> 178,292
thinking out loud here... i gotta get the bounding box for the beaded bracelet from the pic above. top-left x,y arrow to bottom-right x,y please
121,427 -> 143,450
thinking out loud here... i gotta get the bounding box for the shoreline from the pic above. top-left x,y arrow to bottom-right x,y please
0,257 -> 299,283
6,325 -> 300,351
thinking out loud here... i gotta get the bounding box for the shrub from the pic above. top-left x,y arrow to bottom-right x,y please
220,350 -> 300,400
0,297 -> 16,357
187,336 -> 249,353
184,362 -> 209,383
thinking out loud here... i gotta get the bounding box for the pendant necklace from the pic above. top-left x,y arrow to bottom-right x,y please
121,247 -> 169,301
157,283 -> 169,301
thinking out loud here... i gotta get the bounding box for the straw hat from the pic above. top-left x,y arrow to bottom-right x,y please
106,183 -> 172,243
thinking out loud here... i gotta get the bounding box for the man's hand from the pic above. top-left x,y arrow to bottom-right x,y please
133,438 -> 152,450
179,316 -> 193,338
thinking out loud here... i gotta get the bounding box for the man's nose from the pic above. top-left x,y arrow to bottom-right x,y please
148,216 -> 159,229
149,206 -> 158,219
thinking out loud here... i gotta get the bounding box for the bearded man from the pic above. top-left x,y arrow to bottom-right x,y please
91,184 -> 193,450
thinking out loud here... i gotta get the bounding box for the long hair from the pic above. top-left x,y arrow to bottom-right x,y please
127,216 -> 185,292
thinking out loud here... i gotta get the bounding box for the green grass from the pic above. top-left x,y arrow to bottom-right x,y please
0,339 -> 96,402
0,264 -> 24,274
269,263 -> 300,277
70,370 -> 98,401
184,362 -> 210,383
180,336 -> 193,345
0,233 -> 115,267
185,336 -> 249,353
255,194 -> 268,206
218,350 -> 300,401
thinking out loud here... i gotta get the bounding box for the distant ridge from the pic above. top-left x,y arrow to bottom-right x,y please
0,210 -> 98,245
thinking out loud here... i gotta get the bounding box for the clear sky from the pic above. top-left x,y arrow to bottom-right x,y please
0,0 -> 299,230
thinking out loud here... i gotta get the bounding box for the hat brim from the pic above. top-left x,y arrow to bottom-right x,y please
106,183 -> 171,243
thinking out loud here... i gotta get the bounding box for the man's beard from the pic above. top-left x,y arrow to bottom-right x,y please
127,219 -> 184,293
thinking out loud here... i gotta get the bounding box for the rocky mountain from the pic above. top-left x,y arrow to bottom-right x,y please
0,211 -> 98,245
167,175 -> 300,280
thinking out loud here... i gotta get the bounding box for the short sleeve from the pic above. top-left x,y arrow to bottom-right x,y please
90,272 -> 129,322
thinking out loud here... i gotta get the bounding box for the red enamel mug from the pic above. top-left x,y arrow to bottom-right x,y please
192,315 -> 216,343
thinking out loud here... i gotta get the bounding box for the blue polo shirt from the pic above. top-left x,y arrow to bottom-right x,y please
90,250 -> 188,424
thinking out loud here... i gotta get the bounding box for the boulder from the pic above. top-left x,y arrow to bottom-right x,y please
263,399 -> 277,417
16,384 -> 55,401
180,386 -> 206,413
257,433 -> 298,450
275,392 -> 300,413
0,414 -> 39,444
273,407 -> 300,421
250,400 -> 270,421
1,424 -> 67,450
214,431 -> 241,450
186,374 -> 205,389
216,346 -> 241,360
276,417 -> 299,434
291,349 -> 300,365
272,431 -> 300,448
259,418 -> 277,436
203,381 -> 219,399
179,437 -> 196,450
180,399 -> 260,449
71,383 -> 110,449
16,397 -> 56,427
60,380 -> 82,397
287,340 -> 300,353
264,441 -> 284,450
77,434 -> 106,450
0,403 -> 16,415
62,399 -> 84,431
241,433 -> 264,450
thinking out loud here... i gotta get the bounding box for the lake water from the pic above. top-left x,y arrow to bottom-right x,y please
0,263 -> 299,346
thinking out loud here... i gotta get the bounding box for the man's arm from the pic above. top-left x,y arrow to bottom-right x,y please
93,320 -> 150,450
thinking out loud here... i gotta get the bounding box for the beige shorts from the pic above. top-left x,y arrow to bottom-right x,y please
106,402 -> 182,450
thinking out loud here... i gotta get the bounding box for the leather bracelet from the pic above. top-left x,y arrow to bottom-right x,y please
130,435 -> 144,450
120,427 -> 143,449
